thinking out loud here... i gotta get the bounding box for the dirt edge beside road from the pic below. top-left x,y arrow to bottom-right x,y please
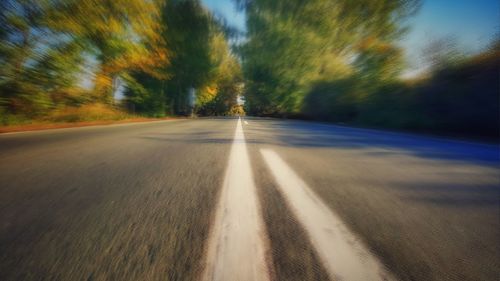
0,117 -> 181,134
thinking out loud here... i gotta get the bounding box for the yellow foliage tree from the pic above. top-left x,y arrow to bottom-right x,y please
46,0 -> 169,103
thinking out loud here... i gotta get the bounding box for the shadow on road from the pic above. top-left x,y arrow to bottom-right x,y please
139,119 -> 500,165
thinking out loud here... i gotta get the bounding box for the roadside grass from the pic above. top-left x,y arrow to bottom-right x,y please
45,103 -> 131,122
0,104 -> 175,133
1,104 -> 129,125
248,146 -> 331,281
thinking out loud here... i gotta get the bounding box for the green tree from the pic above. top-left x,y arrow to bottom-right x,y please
0,0 -> 84,117
236,0 -> 419,116
126,0 -> 242,117
161,0 -> 212,115
46,0 -> 168,103
196,29 -> 242,116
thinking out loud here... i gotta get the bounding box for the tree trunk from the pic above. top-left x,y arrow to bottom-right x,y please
93,66 -> 114,104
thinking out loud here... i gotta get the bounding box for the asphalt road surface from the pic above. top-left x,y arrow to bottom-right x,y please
1,117 -> 498,281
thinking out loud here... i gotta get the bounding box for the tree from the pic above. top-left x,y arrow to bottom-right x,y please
236,0 -> 420,115
125,0 -> 242,117
0,0 -> 84,117
161,0 -> 212,115
46,0 -> 168,103
420,36 -> 466,72
196,29 -> 242,116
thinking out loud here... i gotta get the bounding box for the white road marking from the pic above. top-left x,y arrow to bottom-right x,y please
203,117 -> 270,281
260,149 -> 396,281
244,120 -> 249,125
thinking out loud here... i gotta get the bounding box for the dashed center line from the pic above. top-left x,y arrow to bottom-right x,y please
203,117 -> 270,281
260,148 -> 396,281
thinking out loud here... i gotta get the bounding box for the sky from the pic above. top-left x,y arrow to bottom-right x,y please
401,0 -> 500,76
201,0 -> 500,76
202,0 -> 246,32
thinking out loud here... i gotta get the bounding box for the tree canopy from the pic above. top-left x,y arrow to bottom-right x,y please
237,0 -> 419,115
0,0 -> 242,121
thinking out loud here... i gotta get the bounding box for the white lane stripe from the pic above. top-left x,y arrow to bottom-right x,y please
203,117 -> 270,281
244,121 -> 249,125
260,149 -> 396,281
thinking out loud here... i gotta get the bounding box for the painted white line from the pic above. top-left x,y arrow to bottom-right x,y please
203,118 -> 270,281
244,121 -> 249,125
260,149 -> 396,281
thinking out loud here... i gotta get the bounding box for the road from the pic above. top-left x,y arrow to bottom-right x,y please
0,117 -> 498,281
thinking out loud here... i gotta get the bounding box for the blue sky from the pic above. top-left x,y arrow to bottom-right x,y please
401,0 -> 500,75
202,0 -> 246,31
201,0 -> 500,76
404,0 -> 499,51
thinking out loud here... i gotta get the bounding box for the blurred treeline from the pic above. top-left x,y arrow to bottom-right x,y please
237,0 -> 499,139
0,0 -> 242,125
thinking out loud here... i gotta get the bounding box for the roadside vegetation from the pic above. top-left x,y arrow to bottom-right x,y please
2,0 -> 497,139
237,0 -> 499,139
0,0 -> 243,128
302,49 -> 500,139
